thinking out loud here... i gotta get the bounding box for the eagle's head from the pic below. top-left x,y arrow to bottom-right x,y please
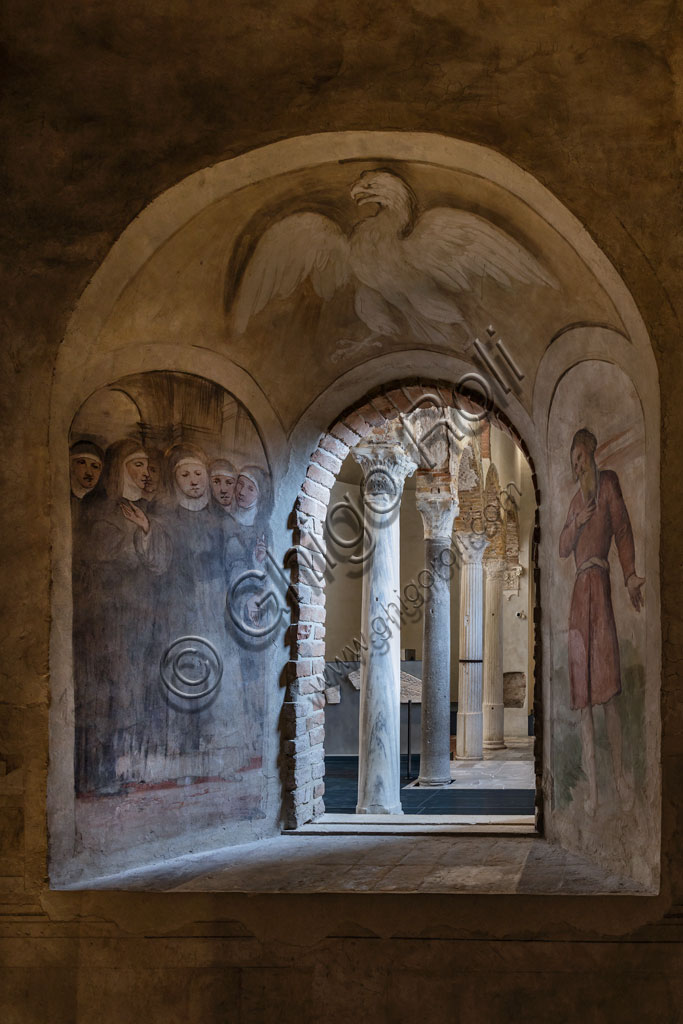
350,169 -> 416,228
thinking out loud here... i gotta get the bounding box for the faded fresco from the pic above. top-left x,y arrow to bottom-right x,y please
548,361 -> 652,872
70,371 -> 270,830
230,167 -> 558,363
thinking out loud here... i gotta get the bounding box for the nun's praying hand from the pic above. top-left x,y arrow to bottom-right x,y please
119,500 -> 150,534
254,534 -> 267,564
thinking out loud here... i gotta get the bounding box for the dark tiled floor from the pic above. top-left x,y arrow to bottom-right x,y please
324,756 -> 535,815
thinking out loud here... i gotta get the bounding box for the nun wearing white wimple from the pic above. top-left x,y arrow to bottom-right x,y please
223,464 -> 272,766
209,456 -> 238,516
145,442 -> 250,783
73,438 -> 172,797
227,465 -> 271,564
223,464 -> 273,641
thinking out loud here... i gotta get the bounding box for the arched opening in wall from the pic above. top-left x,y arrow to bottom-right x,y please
49,130 -> 660,890
284,383 -> 542,831
66,369 -> 273,864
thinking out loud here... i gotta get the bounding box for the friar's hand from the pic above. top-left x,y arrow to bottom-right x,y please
576,499 -> 596,527
627,573 -> 645,611
119,500 -> 150,534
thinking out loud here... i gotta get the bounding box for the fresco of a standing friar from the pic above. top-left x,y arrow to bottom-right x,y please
558,427 -> 645,815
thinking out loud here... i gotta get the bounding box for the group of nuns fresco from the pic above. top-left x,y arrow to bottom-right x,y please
70,437 -> 271,796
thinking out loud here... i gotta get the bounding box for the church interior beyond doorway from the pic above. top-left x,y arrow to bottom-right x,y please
317,399 -> 538,830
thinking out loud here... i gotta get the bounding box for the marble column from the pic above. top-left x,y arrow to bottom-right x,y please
455,531 -> 488,761
483,557 -> 507,750
352,439 -> 417,814
415,476 -> 459,786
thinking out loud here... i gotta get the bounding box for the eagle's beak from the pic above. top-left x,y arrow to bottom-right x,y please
351,179 -> 380,206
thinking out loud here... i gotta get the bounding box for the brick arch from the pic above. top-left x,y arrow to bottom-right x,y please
282,380 -> 541,830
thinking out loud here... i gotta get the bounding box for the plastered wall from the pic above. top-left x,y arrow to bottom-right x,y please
3,2 -> 683,1019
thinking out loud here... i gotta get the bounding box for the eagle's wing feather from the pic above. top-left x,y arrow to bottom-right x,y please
403,209 -> 558,294
233,213 -> 350,333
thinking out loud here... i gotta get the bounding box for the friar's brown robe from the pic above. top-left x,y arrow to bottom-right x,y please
559,469 -> 636,709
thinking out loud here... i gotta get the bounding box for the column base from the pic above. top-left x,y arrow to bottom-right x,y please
483,741 -> 507,751
415,776 -> 452,787
455,754 -> 484,761
356,804 -> 404,815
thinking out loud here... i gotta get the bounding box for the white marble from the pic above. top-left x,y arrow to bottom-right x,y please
483,557 -> 507,750
455,531 -> 488,760
449,760 -> 535,789
353,439 -> 417,814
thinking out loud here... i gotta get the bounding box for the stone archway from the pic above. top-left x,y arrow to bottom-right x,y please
282,379 -> 541,829
47,130 -> 661,888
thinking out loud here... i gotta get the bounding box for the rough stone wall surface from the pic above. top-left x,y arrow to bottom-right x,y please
3,1 -> 683,1018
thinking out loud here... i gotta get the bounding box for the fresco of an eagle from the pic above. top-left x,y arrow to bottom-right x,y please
232,169 -> 558,359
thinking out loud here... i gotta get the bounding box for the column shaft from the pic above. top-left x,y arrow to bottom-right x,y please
483,559 -> 506,750
417,537 -> 453,785
455,534 -> 487,760
353,441 -> 417,815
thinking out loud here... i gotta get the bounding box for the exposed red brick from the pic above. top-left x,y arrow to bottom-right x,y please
296,640 -> 326,658
302,478 -> 331,505
331,421 -> 362,448
308,725 -> 325,747
286,659 -> 312,680
359,404 -> 388,429
386,387 -> 415,413
307,462 -> 336,489
319,434 -> 350,460
286,623 -> 312,643
311,447 -> 343,475
369,394 -> 398,420
290,674 -> 326,695
288,582 -> 312,606
294,493 -> 326,520
343,410 -> 373,437
295,604 -> 326,623
289,509 -> 324,535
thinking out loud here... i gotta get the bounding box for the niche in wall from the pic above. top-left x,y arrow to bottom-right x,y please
69,370 -> 271,857
48,132 -> 661,891
547,359 -> 656,886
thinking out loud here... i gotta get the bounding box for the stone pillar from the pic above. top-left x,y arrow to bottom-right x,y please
352,439 -> 417,814
483,557 -> 507,750
455,532 -> 488,760
415,476 -> 459,786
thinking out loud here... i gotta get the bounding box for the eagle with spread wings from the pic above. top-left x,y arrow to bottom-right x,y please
232,169 -> 558,360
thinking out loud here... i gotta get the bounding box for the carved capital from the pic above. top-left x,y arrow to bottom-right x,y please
415,471 -> 459,539
454,529 -> 489,563
353,440 -> 417,514
504,562 -> 524,593
404,406 -> 468,472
